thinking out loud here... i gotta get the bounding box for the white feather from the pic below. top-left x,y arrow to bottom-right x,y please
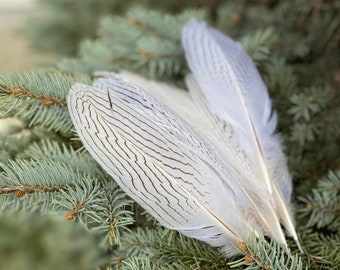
68,77 -> 258,257
93,71 -> 293,249
182,19 -> 300,250
185,74 -> 289,247
67,19 -> 302,257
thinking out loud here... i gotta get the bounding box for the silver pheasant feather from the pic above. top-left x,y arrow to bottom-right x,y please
67,19 -> 301,256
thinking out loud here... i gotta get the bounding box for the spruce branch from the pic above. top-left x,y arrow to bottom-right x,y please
118,257 -> 178,270
113,228 -> 229,269
240,27 -> 278,64
300,231 -> 340,269
59,8 -> 205,79
54,178 -> 134,247
0,140 -> 135,248
229,236 -> 304,270
0,71 -> 91,132
20,140 -> 105,178
298,170 -> 340,229
0,158 -> 83,212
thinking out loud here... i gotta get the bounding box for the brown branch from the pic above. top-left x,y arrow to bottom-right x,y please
129,17 -> 163,38
66,203 -> 85,220
108,50 -> 179,63
237,241 -> 271,269
1,85 -> 67,107
138,50 -> 179,59
107,218 -> 119,238
0,184 -> 69,197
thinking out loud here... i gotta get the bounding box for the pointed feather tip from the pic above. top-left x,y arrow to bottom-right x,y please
288,229 -> 303,253
295,237 -> 304,253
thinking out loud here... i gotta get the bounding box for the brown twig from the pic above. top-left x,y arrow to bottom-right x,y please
1,85 -> 66,107
0,184 -> 69,197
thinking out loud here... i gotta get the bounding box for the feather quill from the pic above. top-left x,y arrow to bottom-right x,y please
67,19 -> 301,257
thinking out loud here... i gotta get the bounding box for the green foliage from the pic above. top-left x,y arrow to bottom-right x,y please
300,231 -> 340,269
27,0 -> 215,57
240,27 -> 278,64
113,228 -> 229,270
298,170 -> 340,230
0,210 -> 105,270
229,237 -> 304,270
0,140 -> 135,255
0,71 -> 91,132
1,0 -> 339,269
27,0 -> 134,56
59,8 -> 206,79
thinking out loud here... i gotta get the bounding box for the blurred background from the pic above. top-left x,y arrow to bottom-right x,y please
0,0 -> 58,71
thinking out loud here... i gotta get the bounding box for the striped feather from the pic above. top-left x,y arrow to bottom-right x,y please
67,78 -> 257,256
67,19 -> 301,257
105,72 -> 289,246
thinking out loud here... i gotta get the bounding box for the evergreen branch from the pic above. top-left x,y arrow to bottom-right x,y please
0,191 -> 56,213
53,177 -> 108,223
54,178 -> 134,246
240,27 -> 278,64
229,236 -> 304,270
301,231 -> 340,269
119,257 -> 178,270
125,8 -> 206,41
0,139 -> 135,248
20,140 -> 105,178
318,171 -> 340,191
298,170 -> 340,229
0,141 -> 88,211
59,8 -> 205,79
0,159 -> 81,188
127,16 -> 167,40
0,71 -> 91,132
288,87 -> 332,123
0,184 -> 69,197
114,228 -> 229,269
0,159 -> 81,211
24,140 -> 135,246
0,84 -> 66,107
94,181 -> 134,246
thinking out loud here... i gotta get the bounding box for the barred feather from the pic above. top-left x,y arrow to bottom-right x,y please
67,19 -> 301,256
68,77 -> 257,256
